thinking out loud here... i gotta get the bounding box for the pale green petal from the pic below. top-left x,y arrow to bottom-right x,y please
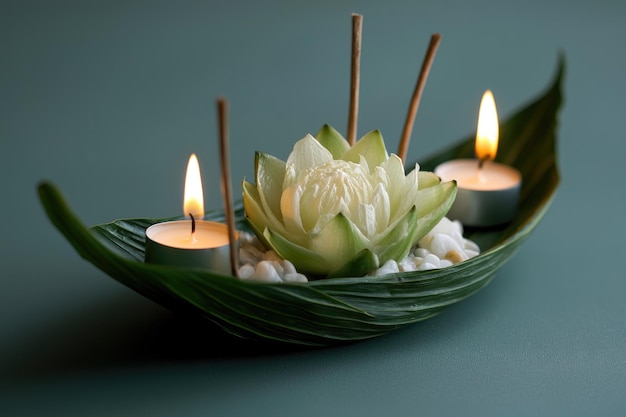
315,124 -> 349,159
413,180 -> 457,242
263,228 -> 329,276
404,162 -> 420,190
256,152 -> 285,222
355,203 -> 376,236
391,162 -> 419,222
242,180 -> 281,249
285,134 -> 333,178
280,184 -> 305,236
311,212 -> 335,234
243,180 -> 307,247
382,155 -> 417,223
381,153 -> 405,188
242,180 -> 268,229
282,163 -> 297,191
376,206 -> 419,263
357,154 -> 371,174
327,249 -> 379,278
299,183 -> 322,232
243,178 -> 288,234
371,183 -> 390,234
342,130 -> 388,169
310,213 -> 370,272
418,171 -> 441,189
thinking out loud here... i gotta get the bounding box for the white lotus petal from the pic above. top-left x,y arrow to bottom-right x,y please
286,134 -> 333,176
371,183 -> 390,234
356,203 -> 376,236
280,184 -> 305,235
282,163 -> 298,191
390,162 -> 419,223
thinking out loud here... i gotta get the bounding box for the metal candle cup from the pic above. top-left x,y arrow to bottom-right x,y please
144,153 -> 238,274
435,159 -> 521,227
435,90 -> 522,227
145,220 -> 239,273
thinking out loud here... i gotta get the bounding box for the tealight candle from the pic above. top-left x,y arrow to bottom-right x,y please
435,90 -> 522,227
144,154 -> 239,273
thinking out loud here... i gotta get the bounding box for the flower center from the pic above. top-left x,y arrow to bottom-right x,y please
298,160 -> 374,231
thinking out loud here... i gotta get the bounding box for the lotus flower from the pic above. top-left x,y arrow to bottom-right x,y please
242,125 -> 457,278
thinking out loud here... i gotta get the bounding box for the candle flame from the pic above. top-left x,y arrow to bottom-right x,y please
475,90 -> 499,162
183,154 -> 204,220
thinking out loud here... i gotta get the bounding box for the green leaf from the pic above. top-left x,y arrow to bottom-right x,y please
37,55 -> 565,346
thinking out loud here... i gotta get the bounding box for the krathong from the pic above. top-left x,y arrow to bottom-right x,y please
37,16 -> 564,344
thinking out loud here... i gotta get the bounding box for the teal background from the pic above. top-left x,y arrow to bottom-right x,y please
2,0 -> 625,415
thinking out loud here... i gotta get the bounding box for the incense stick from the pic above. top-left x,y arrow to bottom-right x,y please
347,13 -> 363,146
217,98 -> 239,277
397,33 -> 442,163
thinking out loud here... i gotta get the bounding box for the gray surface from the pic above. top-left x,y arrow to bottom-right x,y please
2,0 -> 625,416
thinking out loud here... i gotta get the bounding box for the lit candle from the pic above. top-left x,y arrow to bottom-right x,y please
144,154 -> 239,273
435,90 -> 522,227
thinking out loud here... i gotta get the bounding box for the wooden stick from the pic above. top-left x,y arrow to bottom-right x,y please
397,33 -> 442,163
347,13 -> 363,146
217,98 -> 239,277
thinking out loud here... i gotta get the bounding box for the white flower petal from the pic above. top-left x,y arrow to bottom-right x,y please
371,183 -> 390,234
356,203 -> 376,236
280,184 -> 305,235
286,134 -> 333,177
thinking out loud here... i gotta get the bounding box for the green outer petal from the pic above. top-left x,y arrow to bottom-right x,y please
376,206 -> 419,263
263,228 -> 329,276
315,124 -> 349,159
342,130 -> 388,168
418,171 -> 441,189
242,180 -> 274,249
256,152 -> 286,222
327,249 -> 379,279
242,180 -> 267,230
243,180 -> 300,244
413,180 -> 457,242
310,213 -> 370,273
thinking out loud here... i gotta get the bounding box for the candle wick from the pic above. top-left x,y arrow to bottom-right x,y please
189,213 -> 196,234
478,156 -> 489,170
